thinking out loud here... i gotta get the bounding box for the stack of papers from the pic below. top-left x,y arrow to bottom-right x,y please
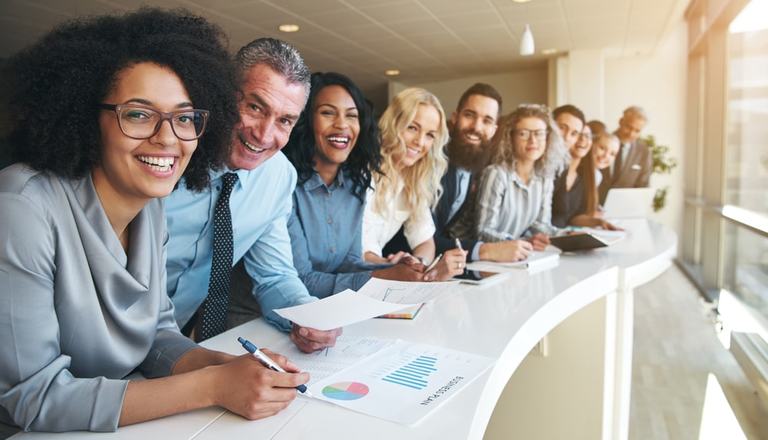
273,279 -> 459,330
273,290 -> 420,331
466,249 -> 560,274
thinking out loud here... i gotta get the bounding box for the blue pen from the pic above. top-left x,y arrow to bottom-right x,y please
237,337 -> 312,396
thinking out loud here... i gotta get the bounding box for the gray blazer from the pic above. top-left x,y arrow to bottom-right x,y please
599,137 -> 652,203
0,164 -> 196,434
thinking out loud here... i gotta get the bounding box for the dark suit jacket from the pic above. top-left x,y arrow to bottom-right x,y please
382,164 -> 480,261
433,164 -> 478,259
599,137 -> 652,204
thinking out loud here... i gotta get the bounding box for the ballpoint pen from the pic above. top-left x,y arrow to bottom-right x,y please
424,253 -> 443,273
455,238 -> 464,252
237,336 -> 314,397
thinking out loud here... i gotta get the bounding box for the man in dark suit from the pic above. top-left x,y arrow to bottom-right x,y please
599,106 -> 652,203
385,83 -> 533,262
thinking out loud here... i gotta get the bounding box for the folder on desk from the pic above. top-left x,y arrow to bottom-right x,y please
550,233 -> 609,252
377,303 -> 425,319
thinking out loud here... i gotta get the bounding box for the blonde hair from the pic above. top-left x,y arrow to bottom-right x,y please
374,87 -> 449,222
491,104 -> 569,178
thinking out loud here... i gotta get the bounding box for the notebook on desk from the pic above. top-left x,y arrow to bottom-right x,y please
549,233 -> 609,252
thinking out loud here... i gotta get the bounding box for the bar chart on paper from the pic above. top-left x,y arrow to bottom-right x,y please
309,341 -> 494,425
382,355 -> 438,390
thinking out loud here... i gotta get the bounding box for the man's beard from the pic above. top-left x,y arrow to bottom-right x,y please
447,129 -> 492,172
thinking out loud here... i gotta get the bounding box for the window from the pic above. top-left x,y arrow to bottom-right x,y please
683,0 -> 768,324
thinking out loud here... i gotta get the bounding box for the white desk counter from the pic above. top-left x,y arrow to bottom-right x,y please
14,219 -> 676,440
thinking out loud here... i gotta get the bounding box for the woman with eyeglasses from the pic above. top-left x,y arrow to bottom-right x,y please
0,9 -> 301,435
450,104 -> 569,253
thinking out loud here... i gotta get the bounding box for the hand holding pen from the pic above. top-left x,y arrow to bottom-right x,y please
238,337 -> 314,397
204,339 -> 309,421
422,239 -> 468,281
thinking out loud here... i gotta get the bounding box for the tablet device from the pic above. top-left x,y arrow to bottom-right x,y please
603,187 -> 655,219
550,233 -> 609,252
454,269 -> 509,285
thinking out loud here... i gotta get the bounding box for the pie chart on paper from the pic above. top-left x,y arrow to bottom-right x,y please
321,381 -> 370,400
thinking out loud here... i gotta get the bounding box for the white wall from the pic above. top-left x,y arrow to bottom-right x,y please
388,67 -> 548,116
603,21 -> 688,235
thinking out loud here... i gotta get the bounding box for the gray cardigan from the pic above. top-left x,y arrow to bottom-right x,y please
0,164 -> 197,434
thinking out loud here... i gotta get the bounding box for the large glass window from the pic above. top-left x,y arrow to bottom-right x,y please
725,2 -> 768,217
723,223 -> 768,321
723,0 -> 768,321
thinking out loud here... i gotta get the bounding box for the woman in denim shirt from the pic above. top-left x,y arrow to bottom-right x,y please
283,72 -> 426,299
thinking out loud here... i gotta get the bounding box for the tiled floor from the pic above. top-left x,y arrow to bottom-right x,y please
630,265 -> 768,439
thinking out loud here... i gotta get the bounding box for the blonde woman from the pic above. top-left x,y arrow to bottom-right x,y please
362,88 -> 466,280
451,104 -> 569,255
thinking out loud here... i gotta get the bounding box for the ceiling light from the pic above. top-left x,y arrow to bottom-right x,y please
384,69 -> 400,76
520,24 -> 535,56
278,24 -> 300,33
511,0 -> 533,3
542,48 -> 558,55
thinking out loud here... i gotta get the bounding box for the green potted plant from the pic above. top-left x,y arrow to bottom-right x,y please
644,134 -> 678,211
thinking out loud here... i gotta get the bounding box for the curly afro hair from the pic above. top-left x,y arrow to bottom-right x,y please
283,71 -> 381,201
5,8 -> 239,191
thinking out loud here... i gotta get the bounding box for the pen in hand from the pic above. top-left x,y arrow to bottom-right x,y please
455,238 -> 464,252
424,253 -> 443,273
237,337 -> 313,397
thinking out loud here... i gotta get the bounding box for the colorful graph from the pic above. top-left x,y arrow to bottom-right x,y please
322,381 -> 370,400
382,355 -> 437,390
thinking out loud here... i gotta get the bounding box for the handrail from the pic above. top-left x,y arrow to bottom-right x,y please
684,198 -> 768,239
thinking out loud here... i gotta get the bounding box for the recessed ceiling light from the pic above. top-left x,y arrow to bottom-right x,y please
511,0 -> 533,3
384,69 -> 400,76
278,24 -> 300,33
542,48 -> 558,55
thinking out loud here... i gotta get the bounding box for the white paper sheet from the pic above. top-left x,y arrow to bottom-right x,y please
466,249 -> 560,272
308,340 -> 494,426
273,290 -> 419,331
356,278 -> 459,304
192,398 -> 307,440
575,227 -> 627,244
270,335 -> 398,383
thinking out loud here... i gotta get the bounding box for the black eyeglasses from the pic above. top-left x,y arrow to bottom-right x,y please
514,128 -> 548,142
100,104 -> 209,141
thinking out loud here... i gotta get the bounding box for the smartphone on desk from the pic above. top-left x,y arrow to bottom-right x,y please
453,269 -> 509,285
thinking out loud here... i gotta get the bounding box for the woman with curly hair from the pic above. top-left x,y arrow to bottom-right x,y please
283,73 -> 428,298
361,88 -> 466,280
450,104 -> 569,254
0,9 -> 306,435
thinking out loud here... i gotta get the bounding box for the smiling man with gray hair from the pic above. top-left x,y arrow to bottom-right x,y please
165,37 -> 343,353
598,105 -> 652,203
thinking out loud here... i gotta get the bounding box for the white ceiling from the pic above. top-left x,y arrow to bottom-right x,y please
0,0 -> 688,95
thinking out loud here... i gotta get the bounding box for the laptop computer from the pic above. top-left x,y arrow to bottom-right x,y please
603,187 -> 655,219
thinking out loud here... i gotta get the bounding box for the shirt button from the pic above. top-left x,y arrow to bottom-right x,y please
327,217 -> 333,224
330,247 -> 335,253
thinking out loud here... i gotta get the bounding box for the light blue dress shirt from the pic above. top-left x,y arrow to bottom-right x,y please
447,167 -> 471,221
288,170 -> 374,299
165,153 -> 315,332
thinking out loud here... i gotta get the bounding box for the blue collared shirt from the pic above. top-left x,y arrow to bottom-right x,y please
288,170 -> 374,299
165,152 -> 315,332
